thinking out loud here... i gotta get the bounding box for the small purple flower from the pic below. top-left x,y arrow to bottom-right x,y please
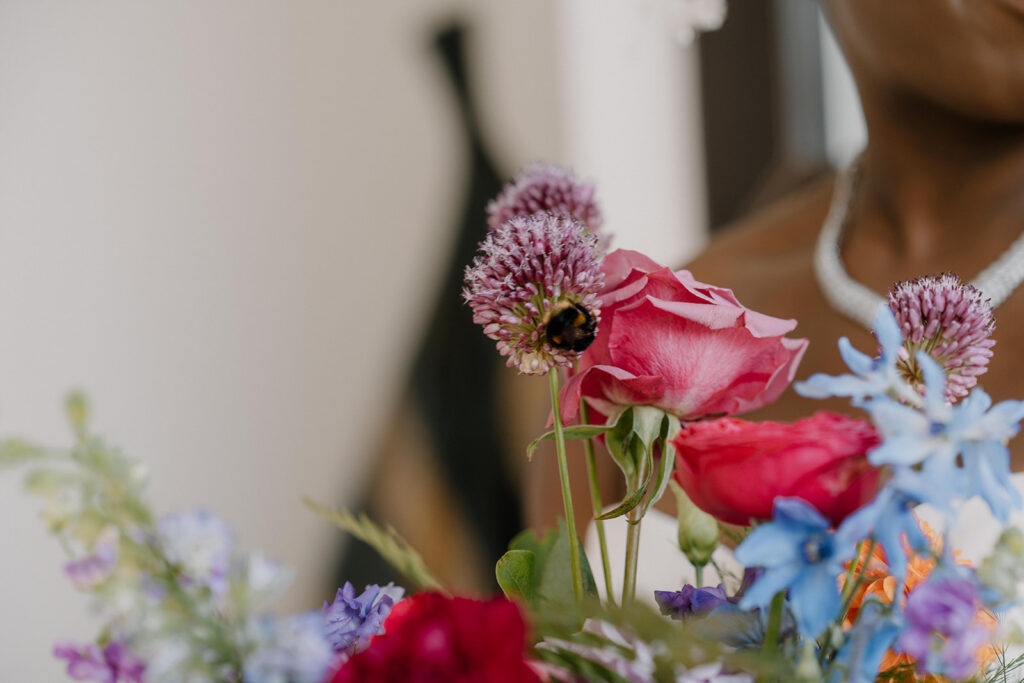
654,584 -> 730,620
487,163 -> 604,237
156,511 -> 233,596
463,213 -> 604,374
54,641 -> 146,683
65,532 -> 118,590
889,274 -> 995,402
896,575 -> 990,679
323,582 -> 404,655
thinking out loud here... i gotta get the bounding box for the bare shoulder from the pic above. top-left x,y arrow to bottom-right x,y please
685,175 -> 835,319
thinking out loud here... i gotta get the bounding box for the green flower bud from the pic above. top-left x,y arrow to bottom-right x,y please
670,480 -> 719,568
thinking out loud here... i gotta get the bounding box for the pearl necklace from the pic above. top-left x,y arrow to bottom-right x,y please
813,161 -> 1024,329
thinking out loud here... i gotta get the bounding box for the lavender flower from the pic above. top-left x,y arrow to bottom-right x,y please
889,274 -> 995,402
322,582 -> 404,655
487,163 -> 604,236
65,530 -> 118,590
655,584 -> 729,620
896,575 -> 990,679
54,641 -> 146,683
156,511 -> 233,596
463,213 -> 604,374
243,612 -> 336,683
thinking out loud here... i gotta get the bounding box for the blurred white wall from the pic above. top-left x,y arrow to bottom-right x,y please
0,0 -> 705,678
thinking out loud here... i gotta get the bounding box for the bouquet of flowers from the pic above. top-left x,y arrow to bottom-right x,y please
6,163 -> 1024,683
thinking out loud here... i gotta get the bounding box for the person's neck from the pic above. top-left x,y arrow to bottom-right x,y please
852,88 -> 1024,271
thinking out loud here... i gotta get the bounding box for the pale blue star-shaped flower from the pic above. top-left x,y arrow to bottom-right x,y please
863,352 -> 1024,521
827,599 -> 902,683
735,498 -> 852,638
836,467 -> 941,579
796,306 -> 915,405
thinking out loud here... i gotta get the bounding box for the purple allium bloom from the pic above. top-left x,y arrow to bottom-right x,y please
487,163 -> 604,237
654,584 -> 729,620
243,612 -> 336,683
156,511 -> 233,596
888,274 -> 995,402
896,576 -> 990,679
463,213 -> 604,374
322,582 -> 404,655
65,533 -> 118,590
54,641 -> 146,683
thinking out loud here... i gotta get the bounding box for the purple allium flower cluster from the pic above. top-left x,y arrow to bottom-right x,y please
888,274 -> 995,402
53,641 -> 145,683
896,576 -> 991,679
156,511 -> 233,596
487,163 -> 604,237
464,213 -> 604,374
323,582 -> 404,655
654,584 -> 730,620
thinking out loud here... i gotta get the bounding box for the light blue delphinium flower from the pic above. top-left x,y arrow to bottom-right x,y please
864,352 -> 1024,521
796,306 -> 913,405
734,498 -> 852,638
826,599 -> 902,683
836,467 -> 944,580
156,510 -> 233,596
243,611 -> 335,683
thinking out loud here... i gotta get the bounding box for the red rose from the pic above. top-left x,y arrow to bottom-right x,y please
330,593 -> 540,683
672,412 -> 881,526
559,249 -> 808,424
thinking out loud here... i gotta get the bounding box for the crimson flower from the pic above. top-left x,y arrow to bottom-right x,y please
330,593 -> 540,683
672,412 -> 881,526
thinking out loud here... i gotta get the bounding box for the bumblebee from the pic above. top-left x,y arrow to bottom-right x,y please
544,301 -> 597,352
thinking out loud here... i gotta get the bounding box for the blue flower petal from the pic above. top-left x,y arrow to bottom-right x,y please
772,497 -> 830,532
873,306 -> 902,364
789,563 -> 842,637
838,337 -> 875,377
915,352 -> 948,416
734,524 -> 803,569
737,563 -> 802,610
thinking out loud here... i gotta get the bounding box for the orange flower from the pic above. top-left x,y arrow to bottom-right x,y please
840,521 -> 997,682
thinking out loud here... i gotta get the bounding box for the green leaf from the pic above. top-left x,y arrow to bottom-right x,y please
639,415 -> 680,518
65,392 -> 90,436
595,474 -> 651,521
630,405 -> 665,449
604,409 -> 637,481
304,498 -> 445,593
495,549 -> 536,602
0,439 -> 51,468
537,517 -> 598,604
526,424 -> 611,461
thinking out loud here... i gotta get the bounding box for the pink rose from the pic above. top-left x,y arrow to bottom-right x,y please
672,412 -> 881,526
558,249 -> 808,424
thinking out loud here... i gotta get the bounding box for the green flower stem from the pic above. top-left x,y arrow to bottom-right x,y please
622,512 -> 642,604
621,441 -> 652,605
580,400 -> 615,606
548,370 -> 584,602
694,564 -> 704,588
762,590 -> 787,655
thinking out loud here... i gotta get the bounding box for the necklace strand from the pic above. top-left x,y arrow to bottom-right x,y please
814,160 -> 1024,330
